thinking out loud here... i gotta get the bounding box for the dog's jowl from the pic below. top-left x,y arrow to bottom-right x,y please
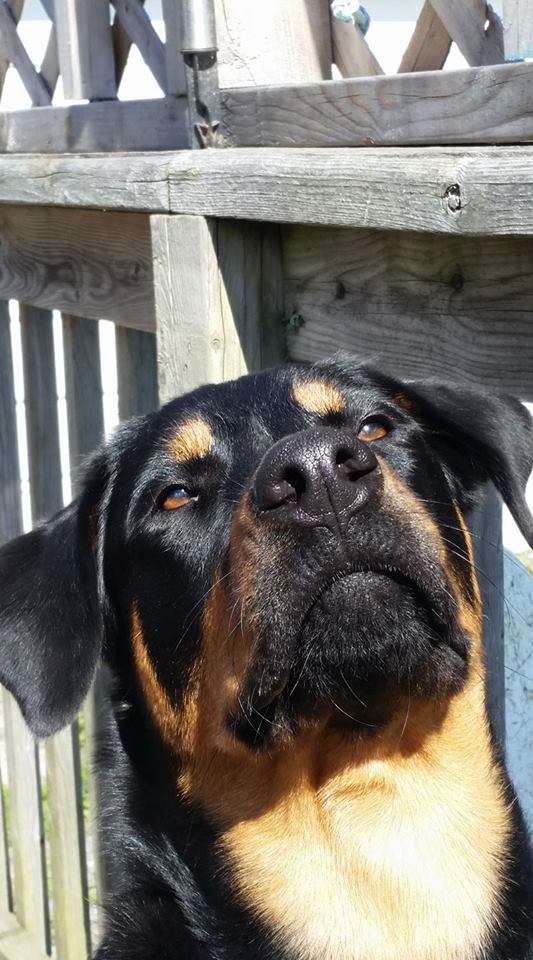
0,359 -> 532,960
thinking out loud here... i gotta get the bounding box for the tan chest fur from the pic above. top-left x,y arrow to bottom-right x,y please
211,681 -> 510,960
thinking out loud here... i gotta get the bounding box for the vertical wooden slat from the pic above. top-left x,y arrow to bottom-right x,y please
62,315 -> 110,925
54,0 -> 116,101
151,215 -> 285,402
19,305 -> 90,959
161,0 -> 186,96
115,327 -> 158,420
470,490 -> 505,746
399,0 -> 452,73
503,0 -> 533,60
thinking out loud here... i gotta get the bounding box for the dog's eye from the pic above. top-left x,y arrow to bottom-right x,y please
357,419 -> 389,442
160,486 -> 197,510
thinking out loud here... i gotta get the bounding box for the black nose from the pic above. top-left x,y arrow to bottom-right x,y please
253,427 -> 380,525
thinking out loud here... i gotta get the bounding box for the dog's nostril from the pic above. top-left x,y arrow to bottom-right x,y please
283,467 -> 306,501
336,447 -> 377,480
335,446 -> 354,467
260,477 -> 298,511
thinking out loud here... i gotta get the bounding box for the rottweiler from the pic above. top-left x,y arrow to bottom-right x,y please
0,358 -> 532,960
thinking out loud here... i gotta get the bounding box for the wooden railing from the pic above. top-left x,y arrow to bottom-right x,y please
0,307 -> 158,958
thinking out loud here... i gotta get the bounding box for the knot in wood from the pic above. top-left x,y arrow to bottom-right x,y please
444,184 -> 462,213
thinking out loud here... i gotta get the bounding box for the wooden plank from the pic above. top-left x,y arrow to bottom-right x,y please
39,24 -> 59,97
0,303 -> 22,543
214,0 -> 332,88
0,97 -> 188,154
430,0 -> 504,66
220,60 -> 533,147
331,16 -> 383,78
503,0 -> 533,60
8,146 -> 533,237
112,0 -> 146,87
111,0 -> 167,92
151,215 -> 285,401
19,303 -> 91,956
0,765 -> 12,913
0,1 -> 51,105
399,0 -> 452,72
116,327 -> 158,420
469,492 -> 505,747
61,315 -> 111,920
3,698 -> 49,951
161,0 -> 186,96
0,908 -> 48,960
283,224 -> 533,399
54,0 -> 116,101
0,206 -> 154,330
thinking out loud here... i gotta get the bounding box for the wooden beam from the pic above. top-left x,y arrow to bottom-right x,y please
430,0 -> 504,65
331,16 -> 383,78
151,215 -> 285,402
0,0 -> 23,96
161,0 -> 186,96
116,327 -> 158,419
221,60 -> 533,147
111,0 -> 167,93
0,97 -> 188,153
283,224 -> 533,399
503,0 -> 533,60
0,206 -> 154,330
7,146 -> 533,237
53,0 -> 116,100
0,303 -> 22,544
39,23 -> 59,96
0,1 -> 51,105
399,0 -> 452,72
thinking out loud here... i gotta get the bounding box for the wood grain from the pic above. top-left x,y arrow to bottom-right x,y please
398,0 -> 451,72
430,0 -> 504,66
54,0 -> 116,100
503,0 -> 533,59
221,61 -> 533,147
0,206 -> 154,330
283,224 -> 533,399
0,0 -> 23,96
0,97 -> 187,153
116,327 -> 158,419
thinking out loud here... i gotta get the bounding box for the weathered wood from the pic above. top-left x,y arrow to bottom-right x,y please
39,23 -> 59,96
331,15 -> 383,78
112,0 -> 146,87
0,1 -> 51,105
116,327 -> 158,419
111,0 -> 167,92
3,698 -> 49,951
399,0 -> 452,72
503,0 -> 533,60
19,305 -> 91,957
54,0 -> 116,100
0,304 -> 22,544
151,215 -> 285,401
8,146 -> 533,236
0,763 -> 12,913
221,60 -> 533,147
430,0 -> 504,66
214,0 -> 332,88
0,908 -> 49,960
0,206 -> 153,330
0,97 -> 188,153
469,492 -> 505,746
283,224 -> 533,398
161,0 -> 186,96
0,0 -> 23,95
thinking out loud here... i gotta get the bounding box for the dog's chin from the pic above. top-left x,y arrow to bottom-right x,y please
229,571 -> 469,750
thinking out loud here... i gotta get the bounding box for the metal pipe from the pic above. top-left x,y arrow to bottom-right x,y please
181,0 -> 217,53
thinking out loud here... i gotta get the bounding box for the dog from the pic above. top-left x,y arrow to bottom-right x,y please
0,357 -> 532,960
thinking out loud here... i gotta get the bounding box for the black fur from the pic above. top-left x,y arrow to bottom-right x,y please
0,359 -> 532,959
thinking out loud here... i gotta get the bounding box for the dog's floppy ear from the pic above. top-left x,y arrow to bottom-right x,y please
0,453 -> 108,738
403,380 -> 533,547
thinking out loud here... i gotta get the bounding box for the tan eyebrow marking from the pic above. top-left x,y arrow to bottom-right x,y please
292,380 -> 345,416
168,418 -> 213,462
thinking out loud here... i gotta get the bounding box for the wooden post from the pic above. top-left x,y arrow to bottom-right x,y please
116,327 -> 158,419
54,0 -> 116,101
503,0 -> 533,60
150,215 -> 285,401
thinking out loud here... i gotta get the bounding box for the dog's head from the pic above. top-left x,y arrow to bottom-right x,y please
0,359 -> 532,759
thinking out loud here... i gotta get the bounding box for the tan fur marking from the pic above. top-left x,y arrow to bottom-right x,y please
131,605 -> 181,750
393,392 -> 418,416
168,418 -> 213,462
173,479 -> 510,960
293,379 -> 345,416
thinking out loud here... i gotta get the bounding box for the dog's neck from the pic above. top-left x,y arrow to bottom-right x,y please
180,667 -> 510,960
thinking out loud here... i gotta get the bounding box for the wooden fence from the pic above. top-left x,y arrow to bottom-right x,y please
0,309 -> 158,958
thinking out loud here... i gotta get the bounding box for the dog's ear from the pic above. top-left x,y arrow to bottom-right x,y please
402,380 -> 533,547
0,453 -> 108,737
